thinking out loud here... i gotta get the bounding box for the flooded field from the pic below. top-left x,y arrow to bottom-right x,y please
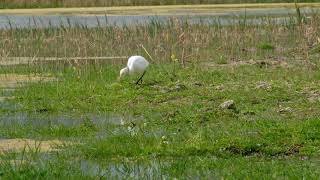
0,5 -> 320,178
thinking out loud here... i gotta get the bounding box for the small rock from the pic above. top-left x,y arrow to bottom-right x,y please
219,100 -> 236,110
120,118 -> 125,126
151,85 -> 162,89
278,106 -> 293,113
246,131 -> 259,136
160,89 -> 169,93
255,81 -> 271,90
174,83 -> 187,91
215,85 -> 225,90
153,85 -> 170,93
161,136 -> 169,145
193,82 -> 203,87
300,156 -> 309,161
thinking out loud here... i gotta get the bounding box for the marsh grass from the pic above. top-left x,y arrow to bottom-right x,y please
1,14 -> 320,178
0,15 -> 319,66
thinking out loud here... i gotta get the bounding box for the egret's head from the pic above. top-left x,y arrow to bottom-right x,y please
119,67 -> 129,80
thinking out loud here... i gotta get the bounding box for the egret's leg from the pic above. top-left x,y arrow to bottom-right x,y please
136,71 -> 146,85
136,72 -> 145,85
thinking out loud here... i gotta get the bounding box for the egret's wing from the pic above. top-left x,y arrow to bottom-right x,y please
127,56 -> 149,73
127,56 -> 136,68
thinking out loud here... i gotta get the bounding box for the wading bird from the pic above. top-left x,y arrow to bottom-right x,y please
119,55 -> 149,85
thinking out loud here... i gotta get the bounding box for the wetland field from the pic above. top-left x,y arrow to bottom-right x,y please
0,11 -> 320,179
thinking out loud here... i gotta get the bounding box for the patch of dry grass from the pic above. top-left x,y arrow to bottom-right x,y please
0,74 -> 56,88
0,138 -> 69,153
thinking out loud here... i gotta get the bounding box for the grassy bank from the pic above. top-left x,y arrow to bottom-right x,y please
1,0 -> 320,9
1,14 -> 320,178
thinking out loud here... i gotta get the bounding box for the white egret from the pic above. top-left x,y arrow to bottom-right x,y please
119,55 -> 149,85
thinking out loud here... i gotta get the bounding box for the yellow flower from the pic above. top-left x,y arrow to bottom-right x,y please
171,54 -> 176,60
171,54 -> 178,62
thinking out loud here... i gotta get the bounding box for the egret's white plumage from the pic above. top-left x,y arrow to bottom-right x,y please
119,55 -> 149,84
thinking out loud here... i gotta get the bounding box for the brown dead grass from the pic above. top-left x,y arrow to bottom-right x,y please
0,74 -> 56,88
0,12 -> 319,67
202,59 -> 289,69
0,138 -> 70,154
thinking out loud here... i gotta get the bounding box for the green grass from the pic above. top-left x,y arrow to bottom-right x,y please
1,61 -> 320,178
1,15 -> 320,178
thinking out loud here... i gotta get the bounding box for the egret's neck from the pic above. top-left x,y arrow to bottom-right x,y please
120,67 -> 129,78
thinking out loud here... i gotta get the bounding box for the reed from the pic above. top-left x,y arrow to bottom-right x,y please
0,15 -> 319,66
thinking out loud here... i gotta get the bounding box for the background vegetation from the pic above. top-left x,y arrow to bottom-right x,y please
0,0 -> 320,9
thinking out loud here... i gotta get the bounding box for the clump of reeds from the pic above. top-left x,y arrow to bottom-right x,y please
0,14 -> 319,66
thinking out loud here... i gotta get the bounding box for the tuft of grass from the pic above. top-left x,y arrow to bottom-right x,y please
258,42 -> 275,50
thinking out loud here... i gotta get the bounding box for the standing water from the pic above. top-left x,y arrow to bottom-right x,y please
0,7 -> 319,29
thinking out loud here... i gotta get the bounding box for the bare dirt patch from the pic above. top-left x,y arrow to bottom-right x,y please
0,138 -> 69,153
302,87 -> 320,103
202,59 -> 289,68
255,81 -> 272,90
0,56 -> 127,66
0,74 -> 56,88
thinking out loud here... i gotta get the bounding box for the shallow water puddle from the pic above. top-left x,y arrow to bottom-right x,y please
0,96 -> 14,103
79,159 -> 166,178
0,112 -> 149,140
0,74 -> 56,109
0,138 -> 69,154
0,90 -> 18,116
0,113 -> 138,127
